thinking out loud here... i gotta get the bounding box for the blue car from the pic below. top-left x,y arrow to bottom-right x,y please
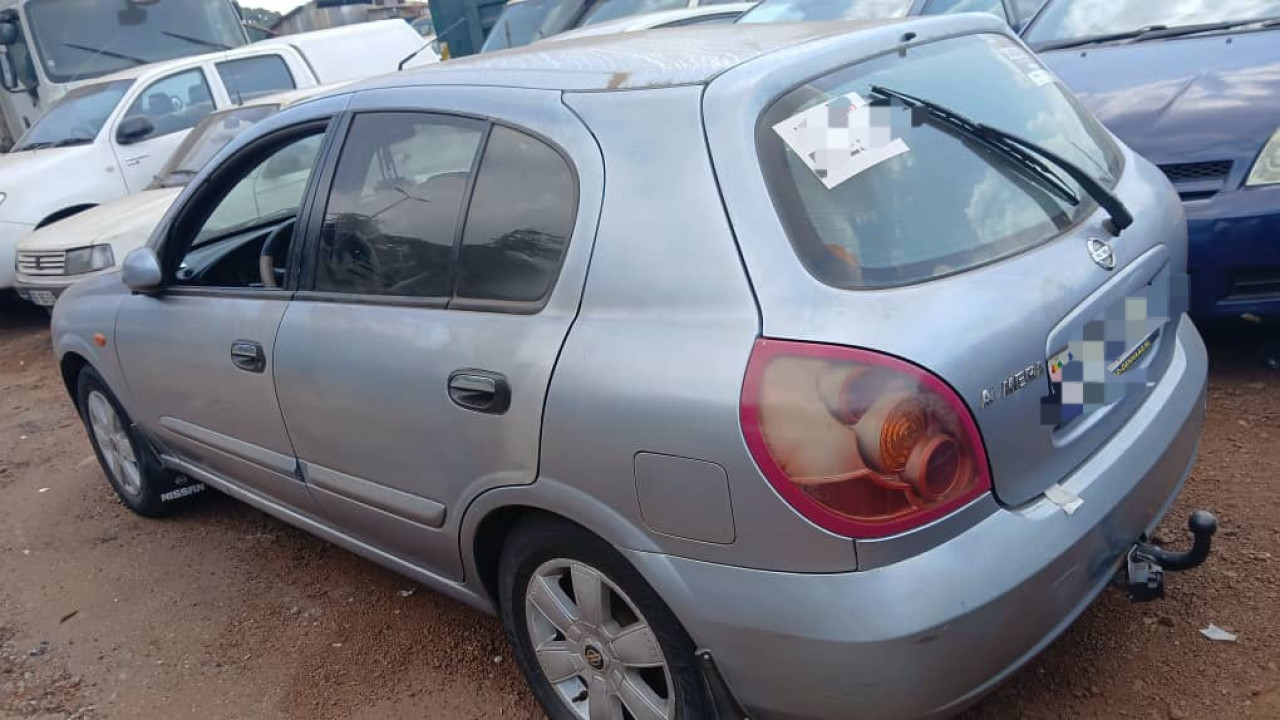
1024,0 -> 1280,321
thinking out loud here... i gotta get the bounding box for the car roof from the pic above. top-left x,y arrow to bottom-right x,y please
354,21 -> 898,92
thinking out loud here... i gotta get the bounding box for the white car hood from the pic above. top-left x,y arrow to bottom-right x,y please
16,187 -> 181,253
0,145 -> 106,224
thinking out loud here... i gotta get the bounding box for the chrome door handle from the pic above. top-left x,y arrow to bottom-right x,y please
448,369 -> 510,414
231,340 -> 266,373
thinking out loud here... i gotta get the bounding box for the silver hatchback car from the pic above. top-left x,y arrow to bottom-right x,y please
52,15 -> 1212,720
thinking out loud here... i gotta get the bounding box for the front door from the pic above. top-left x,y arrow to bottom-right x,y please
272,93 -> 601,580
115,121 -> 332,514
112,67 -> 219,193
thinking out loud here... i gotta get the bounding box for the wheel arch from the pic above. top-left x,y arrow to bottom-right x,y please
59,351 -> 90,403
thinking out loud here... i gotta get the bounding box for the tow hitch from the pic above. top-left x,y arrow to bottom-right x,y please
1123,510 -> 1218,602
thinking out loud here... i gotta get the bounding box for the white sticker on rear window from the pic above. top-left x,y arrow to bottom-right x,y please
772,90 -> 909,190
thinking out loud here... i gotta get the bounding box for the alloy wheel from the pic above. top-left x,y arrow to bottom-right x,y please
86,390 -> 142,497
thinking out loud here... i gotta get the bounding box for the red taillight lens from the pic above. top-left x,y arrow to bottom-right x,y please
740,339 -> 992,539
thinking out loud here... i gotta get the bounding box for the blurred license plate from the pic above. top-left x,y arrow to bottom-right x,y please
27,290 -> 56,306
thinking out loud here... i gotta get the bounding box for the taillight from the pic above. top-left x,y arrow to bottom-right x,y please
740,339 -> 992,539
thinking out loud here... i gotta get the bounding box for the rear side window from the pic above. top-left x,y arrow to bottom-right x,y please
217,55 -> 296,103
315,113 -> 486,298
456,126 -> 576,303
759,33 -> 1120,289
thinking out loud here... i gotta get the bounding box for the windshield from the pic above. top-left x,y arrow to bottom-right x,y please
152,103 -> 279,189
580,0 -> 688,26
739,0 -> 913,23
13,79 -> 131,151
482,0 -> 560,50
1025,0 -> 1280,45
759,33 -> 1121,289
25,0 -> 247,84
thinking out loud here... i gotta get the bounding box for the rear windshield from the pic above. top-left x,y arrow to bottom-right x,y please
758,33 -> 1121,289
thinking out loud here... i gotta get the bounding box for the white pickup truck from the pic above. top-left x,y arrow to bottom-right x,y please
0,20 -> 435,294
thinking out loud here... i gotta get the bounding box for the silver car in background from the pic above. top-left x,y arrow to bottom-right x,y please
51,15 -> 1211,720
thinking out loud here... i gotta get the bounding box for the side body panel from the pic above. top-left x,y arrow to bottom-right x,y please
272,86 -> 603,581
541,87 -> 857,573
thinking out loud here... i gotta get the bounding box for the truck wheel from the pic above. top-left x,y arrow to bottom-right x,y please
499,517 -> 710,720
76,366 -> 201,517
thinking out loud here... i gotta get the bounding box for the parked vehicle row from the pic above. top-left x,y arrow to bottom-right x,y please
52,12 -> 1216,720
0,20 -> 434,299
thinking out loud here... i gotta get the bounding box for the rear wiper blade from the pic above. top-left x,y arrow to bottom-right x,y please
870,85 -> 1133,236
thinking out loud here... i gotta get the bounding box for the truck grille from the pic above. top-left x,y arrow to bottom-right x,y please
1159,161 -> 1232,183
16,249 -> 67,276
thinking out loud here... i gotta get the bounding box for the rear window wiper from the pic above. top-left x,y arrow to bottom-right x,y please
1035,18 -> 1280,52
870,85 -> 1133,236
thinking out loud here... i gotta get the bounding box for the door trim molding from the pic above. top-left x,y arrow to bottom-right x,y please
159,416 -> 297,477
301,461 -> 447,529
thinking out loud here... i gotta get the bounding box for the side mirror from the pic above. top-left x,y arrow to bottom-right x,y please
122,247 -> 163,292
116,115 -> 155,145
0,21 -> 17,46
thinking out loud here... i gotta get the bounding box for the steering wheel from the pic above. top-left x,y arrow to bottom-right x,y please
259,219 -> 296,289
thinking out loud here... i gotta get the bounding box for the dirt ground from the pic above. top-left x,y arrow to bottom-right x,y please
2,293 -> 1278,720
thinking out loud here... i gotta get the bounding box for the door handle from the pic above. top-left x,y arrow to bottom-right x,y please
448,369 -> 510,415
123,154 -> 149,167
231,340 -> 266,373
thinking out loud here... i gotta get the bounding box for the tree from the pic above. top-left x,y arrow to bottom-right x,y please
239,6 -> 282,27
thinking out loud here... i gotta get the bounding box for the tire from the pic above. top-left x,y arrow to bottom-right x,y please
75,366 -> 201,517
498,517 -> 710,720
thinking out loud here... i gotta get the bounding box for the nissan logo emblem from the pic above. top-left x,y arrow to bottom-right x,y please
1087,238 -> 1116,270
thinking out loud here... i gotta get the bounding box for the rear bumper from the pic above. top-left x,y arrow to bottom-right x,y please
1185,185 -> 1280,319
627,315 -> 1208,720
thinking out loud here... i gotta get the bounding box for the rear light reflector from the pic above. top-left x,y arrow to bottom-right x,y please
740,339 -> 992,539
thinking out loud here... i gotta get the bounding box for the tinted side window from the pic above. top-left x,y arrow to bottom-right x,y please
315,113 -> 486,298
456,126 -> 575,303
924,0 -> 1008,22
121,68 -> 215,141
217,55 -> 296,102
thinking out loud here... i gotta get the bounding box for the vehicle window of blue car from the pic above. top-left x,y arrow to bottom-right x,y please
455,126 -> 576,304
923,0 -> 1007,23
759,33 -> 1121,289
579,0 -> 688,26
12,79 -> 132,151
314,112 -> 486,299
216,55 -> 296,104
1025,0 -> 1280,45
738,0 -> 913,24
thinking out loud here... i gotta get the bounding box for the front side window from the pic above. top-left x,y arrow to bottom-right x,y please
120,69 -> 215,143
456,126 -> 575,303
1024,0 -> 1280,45
759,33 -> 1120,289
152,104 -> 280,189
25,0 -> 246,83
738,0 -> 913,23
924,0 -> 1007,22
579,0 -> 688,26
314,113 -> 486,298
217,56 -> 295,104
13,79 -> 131,151
174,130 -> 326,288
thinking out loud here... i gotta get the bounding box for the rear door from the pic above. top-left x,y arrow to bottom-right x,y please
704,24 -> 1186,507
272,87 -> 603,579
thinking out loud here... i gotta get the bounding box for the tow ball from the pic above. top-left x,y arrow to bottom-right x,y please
1123,510 -> 1218,602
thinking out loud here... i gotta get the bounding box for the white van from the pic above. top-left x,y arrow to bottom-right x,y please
0,20 -> 433,294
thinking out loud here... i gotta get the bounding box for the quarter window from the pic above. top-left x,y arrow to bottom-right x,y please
314,113 -> 486,298
455,126 -> 575,303
217,55 -> 296,103
120,68 -> 215,142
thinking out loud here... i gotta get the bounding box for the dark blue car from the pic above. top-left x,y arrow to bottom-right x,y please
1024,0 -> 1280,321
